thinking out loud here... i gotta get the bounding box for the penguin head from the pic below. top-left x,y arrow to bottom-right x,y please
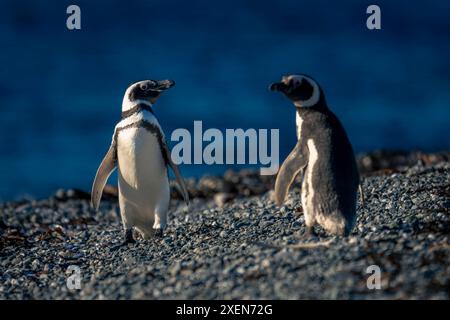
122,79 -> 175,110
269,74 -> 322,108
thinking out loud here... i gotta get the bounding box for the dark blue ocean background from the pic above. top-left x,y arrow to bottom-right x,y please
0,0 -> 449,200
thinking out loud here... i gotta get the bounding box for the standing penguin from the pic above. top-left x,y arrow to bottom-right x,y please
269,74 -> 359,236
91,79 -> 189,244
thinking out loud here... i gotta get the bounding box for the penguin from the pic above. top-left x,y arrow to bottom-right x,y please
269,74 -> 360,236
91,79 -> 189,245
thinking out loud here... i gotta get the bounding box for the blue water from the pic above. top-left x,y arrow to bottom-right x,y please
0,0 -> 449,200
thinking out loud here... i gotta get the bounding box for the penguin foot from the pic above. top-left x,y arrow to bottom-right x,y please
111,228 -> 136,251
153,229 -> 164,238
124,228 -> 136,243
305,226 -> 317,237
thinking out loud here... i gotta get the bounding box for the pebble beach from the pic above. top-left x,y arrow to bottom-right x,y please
0,151 -> 449,299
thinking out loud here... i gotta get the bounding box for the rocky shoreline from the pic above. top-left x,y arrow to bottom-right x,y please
0,151 -> 449,299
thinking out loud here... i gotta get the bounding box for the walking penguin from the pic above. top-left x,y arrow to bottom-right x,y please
91,79 -> 189,245
270,74 -> 360,236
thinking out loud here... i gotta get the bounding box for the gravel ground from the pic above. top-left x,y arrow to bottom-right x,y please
0,154 -> 449,299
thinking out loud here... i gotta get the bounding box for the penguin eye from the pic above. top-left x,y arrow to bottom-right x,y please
140,83 -> 149,91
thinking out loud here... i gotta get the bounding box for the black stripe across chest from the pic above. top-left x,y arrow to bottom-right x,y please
121,103 -> 155,118
115,118 -> 169,165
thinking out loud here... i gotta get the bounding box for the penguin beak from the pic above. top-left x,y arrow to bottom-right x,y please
269,82 -> 287,92
156,79 -> 175,90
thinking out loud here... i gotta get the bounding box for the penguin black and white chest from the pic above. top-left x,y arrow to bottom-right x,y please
91,80 -> 189,244
270,74 -> 360,236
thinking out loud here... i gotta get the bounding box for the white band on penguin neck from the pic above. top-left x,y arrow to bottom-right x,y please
293,77 -> 320,108
122,99 -> 153,112
132,99 -> 153,107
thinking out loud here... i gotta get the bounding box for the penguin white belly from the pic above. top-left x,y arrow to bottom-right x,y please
301,139 -> 317,228
296,112 -> 303,140
116,127 -> 170,235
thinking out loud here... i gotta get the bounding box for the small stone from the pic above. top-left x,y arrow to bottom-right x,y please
31,259 -> 40,270
55,189 -> 66,199
214,193 -> 235,208
219,231 -> 227,238
261,259 -> 271,268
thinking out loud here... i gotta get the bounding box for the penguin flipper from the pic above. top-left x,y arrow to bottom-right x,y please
91,143 -> 117,211
274,141 -> 308,206
163,143 -> 190,207
359,182 -> 365,207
